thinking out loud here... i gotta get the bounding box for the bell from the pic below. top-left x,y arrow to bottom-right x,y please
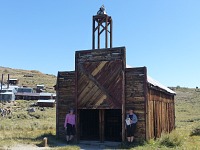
97,5 -> 107,15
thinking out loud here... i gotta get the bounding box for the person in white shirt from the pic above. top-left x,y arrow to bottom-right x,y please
125,109 -> 138,144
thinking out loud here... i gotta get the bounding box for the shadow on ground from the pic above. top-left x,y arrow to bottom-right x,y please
34,133 -> 146,149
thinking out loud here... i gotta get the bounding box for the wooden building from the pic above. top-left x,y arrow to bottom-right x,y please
125,67 -> 175,140
36,84 -> 45,93
15,92 -> 40,100
8,79 -> 19,85
37,99 -> 55,107
56,47 -> 175,142
15,91 -> 56,100
56,10 -> 175,143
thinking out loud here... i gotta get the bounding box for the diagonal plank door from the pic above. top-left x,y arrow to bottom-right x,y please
76,47 -> 125,109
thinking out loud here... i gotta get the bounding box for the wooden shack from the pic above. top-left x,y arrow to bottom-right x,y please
8,79 -> 19,85
125,67 -> 175,140
56,47 -> 175,142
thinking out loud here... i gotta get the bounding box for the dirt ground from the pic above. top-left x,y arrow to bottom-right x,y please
1,144 -> 50,150
1,141 -> 120,150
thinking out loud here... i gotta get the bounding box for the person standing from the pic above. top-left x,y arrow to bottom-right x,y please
64,108 -> 75,143
125,109 -> 138,144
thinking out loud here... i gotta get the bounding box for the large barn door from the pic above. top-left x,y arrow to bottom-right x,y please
76,47 -> 126,142
76,47 -> 125,109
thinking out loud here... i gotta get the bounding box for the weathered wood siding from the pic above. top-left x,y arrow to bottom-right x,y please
55,50 -> 175,142
56,71 -> 75,139
125,67 -> 147,140
147,88 -> 175,140
75,47 -> 126,109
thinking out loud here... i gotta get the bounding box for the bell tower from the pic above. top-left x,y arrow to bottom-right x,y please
92,5 -> 113,49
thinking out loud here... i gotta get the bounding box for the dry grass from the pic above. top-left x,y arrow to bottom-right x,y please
0,100 -> 56,146
0,100 -> 80,149
0,66 -> 56,92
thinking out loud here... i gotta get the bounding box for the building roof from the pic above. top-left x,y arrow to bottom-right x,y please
0,85 -> 18,93
9,79 -> 18,80
15,93 -> 40,96
147,75 -> 175,94
126,64 -> 175,95
37,99 -> 55,103
37,84 -> 45,87
0,92 -> 14,95
39,93 -> 53,96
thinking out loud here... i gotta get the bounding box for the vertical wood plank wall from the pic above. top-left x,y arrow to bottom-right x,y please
56,71 -> 75,139
147,88 -> 175,140
125,67 -> 147,140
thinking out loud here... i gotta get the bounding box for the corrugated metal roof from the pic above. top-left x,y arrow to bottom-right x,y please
37,84 -> 44,87
126,64 -> 175,95
126,64 -> 132,68
0,92 -> 13,95
147,75 -> 176,94
9,79 -> 18,80
1,85 -> 18,89
39,93 -> 53,96
37,99 -> 55,103
0,85 -> 18,93
15,93 -> 40,96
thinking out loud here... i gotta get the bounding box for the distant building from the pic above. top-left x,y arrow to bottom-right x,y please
36,84 -> 45,93
39,92 -> 53,100
15,88 -> 56,100
37,99 -> 55,107
0,92 -> 15,102
15,87 -> 37,100
8,78 -> 19,85
0,85 -> 18,102
17,87 -> 33,93
15,92 -> 39,100
23,74 -> 33,77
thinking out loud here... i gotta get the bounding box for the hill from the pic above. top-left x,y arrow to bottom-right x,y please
175,87 -> 200,129
0,66 -> 56,93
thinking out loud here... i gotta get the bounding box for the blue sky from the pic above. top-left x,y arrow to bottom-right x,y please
0,0 -> 200,88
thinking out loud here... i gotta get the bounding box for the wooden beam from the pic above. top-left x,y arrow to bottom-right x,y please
98,22 -> 100,49
105,16 -> 108,48
110,19 -> 112,48
92,17 -> 95,49
94,18 -> 106,31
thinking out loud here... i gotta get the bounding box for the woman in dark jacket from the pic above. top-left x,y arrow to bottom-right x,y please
125,109 -> 138,144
